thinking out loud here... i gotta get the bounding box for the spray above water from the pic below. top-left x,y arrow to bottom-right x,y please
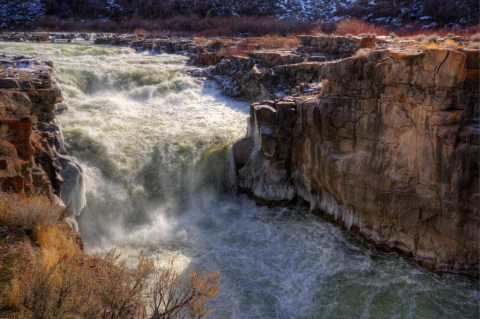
0,42 -> 478,318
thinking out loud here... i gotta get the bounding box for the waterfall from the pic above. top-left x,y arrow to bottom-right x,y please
1,41 -> 478,319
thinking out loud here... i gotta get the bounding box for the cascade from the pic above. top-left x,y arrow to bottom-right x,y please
0,41 -> 477,318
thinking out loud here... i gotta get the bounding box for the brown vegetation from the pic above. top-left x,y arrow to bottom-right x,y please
0,193 -> 220,319
17,12 -> 480,39
0,193 -> 64,230
333,19 -> 389,36
26,16 -> 312,37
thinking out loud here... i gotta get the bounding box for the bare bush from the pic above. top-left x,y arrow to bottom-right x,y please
335,19 -> 388,36
148,259 -> 219,319
13,247 -> 219,319
337,19 -> 388,36
26,16 -> 313,36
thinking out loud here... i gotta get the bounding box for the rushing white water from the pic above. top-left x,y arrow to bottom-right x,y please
1,42 -> 478,319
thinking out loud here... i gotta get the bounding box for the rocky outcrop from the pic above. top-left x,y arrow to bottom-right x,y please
211,55 -> 329,98
94,35 -> 204,54
211,56 -> 267,98
0,55 -> 85,217
248,51 -> 304,68
298,35 -> 383,58
233,48 -> 480,275
208,35 -> 392,99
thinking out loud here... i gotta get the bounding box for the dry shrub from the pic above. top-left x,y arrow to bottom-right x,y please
33,224 -> 77,269
0,193 -> 64,230
0,192 -> 220,318
15,256 -> 94,319
422,42 -> 441,50
133,28 -> 149,36
26,16 -> 314,36
284,36 -> 300,49
255,35 -> 299,50
12,247 -> 220,319
149,259 -> 219,319
335,19 -> 388,36
442,38 -> 457,48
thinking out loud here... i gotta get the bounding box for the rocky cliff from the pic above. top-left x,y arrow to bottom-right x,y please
0,55 -> 85,220
233,47 -> 479,275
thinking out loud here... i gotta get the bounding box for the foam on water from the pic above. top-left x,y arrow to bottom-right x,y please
0,42 -> 478,318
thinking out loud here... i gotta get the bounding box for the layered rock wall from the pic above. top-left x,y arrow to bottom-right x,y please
0,55 -> 85,217
298,35 -> 382,57
234,48 -> 479,275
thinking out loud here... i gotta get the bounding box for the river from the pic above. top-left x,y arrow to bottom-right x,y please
0,42 -> 478,319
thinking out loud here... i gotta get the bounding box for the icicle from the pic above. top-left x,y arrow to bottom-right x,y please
59,155 -> 86,217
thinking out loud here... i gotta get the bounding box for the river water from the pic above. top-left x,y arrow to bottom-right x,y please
1,42 -> 478,319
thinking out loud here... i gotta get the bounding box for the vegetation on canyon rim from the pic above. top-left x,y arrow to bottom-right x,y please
0,193 -> 220,319
21,16 -> 480,37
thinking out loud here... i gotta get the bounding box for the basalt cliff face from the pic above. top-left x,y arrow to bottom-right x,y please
233,47 -> 480,275
0,55 -> 85,219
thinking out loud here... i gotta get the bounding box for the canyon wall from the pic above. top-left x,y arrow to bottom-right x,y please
0,55 -> 85,218
233,47 -> 480,275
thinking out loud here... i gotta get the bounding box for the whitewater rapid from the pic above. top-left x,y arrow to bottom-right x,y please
1,42 -> 478,318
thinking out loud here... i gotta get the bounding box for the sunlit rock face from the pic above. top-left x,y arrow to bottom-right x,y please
0,55 -> 86,216
234,48 -> 480,275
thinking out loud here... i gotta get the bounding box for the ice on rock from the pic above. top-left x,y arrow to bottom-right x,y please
59,155 -> 86,217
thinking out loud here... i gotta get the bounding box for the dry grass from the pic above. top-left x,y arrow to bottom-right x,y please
33,223 -> 77,270
133,28 -> 149,36
334,19 -> 388,36
421,42 -> 442,50
442,38 -> 458,48
0,193 -> 64,230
